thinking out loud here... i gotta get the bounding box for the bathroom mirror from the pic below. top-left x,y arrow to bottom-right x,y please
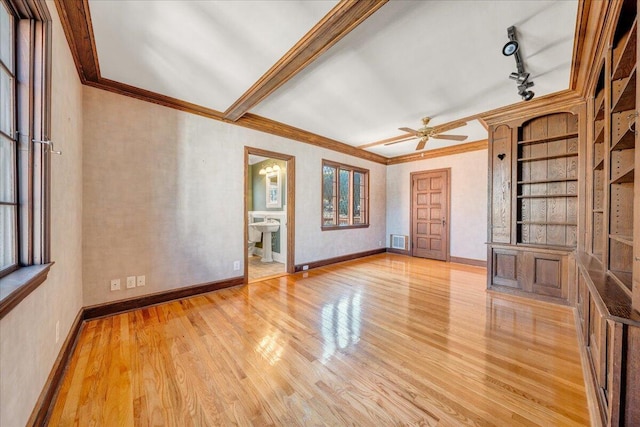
266,170 -> 281,208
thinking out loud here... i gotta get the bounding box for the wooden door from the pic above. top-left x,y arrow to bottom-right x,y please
411,169 -> 450,261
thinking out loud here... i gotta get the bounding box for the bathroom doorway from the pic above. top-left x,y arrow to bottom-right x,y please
245,147 -> 295,282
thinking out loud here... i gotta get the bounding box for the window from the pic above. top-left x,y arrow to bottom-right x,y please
0,1 -> 17,276
322,160 -> 369,229
0,0 -> 51,316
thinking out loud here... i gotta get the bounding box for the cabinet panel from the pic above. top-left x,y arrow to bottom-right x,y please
491,248 -> 520,288
489,246 -> 569,302
532,254 -> 566,298
587,295 -> 608,391
577,273 -> 589,340
491,125 -> 512,243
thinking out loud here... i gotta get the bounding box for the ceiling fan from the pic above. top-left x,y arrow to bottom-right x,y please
391,117 -> 468,150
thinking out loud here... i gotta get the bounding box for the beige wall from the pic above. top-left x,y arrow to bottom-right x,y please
0,3 -> 84,426
82,87 -> 387,306
386,149 -> 488,261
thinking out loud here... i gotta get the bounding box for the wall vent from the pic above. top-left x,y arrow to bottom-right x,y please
390,234 -> 408,250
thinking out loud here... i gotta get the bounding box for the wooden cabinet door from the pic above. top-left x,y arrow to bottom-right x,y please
490,125 -> 513,244
490,247 -> 520,289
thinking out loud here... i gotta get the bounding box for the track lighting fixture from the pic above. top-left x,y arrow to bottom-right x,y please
503,26 -> 534,101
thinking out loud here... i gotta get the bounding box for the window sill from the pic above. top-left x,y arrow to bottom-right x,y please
0,263 -> 53,319
321,224 -> 370,231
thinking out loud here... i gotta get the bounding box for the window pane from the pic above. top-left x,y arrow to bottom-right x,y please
353,171 -> 365,225
0,204 -> 17,272
0,68 -> 13,135
0,135 -> 15,202
339,169 -> 350,226
0,2 -> 12,73
322,165 -> 336,226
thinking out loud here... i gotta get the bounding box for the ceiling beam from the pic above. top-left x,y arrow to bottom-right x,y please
55,0 -> 99,83
386,140 -> 488,165
223,0 -> 388,122
54,0 -> 388,165
357,133 -> 416,150
236,114 -> 388,164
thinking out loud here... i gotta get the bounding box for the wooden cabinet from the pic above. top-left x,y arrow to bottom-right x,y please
579,1 -> 640,425
487,2 -> 640,424
488,109 -> 582,304
490,245 -> 570,301
575,255 -> 640,426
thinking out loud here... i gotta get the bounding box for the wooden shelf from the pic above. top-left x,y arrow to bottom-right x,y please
609,234 -> 634,246
610,164 -> 634,184
517,194 -> 577,199
594,120 -> 605,145
594,157 -> 605,170
595,91 -> 605,120
612,18 -> 637,80
611,65 -> 636,113
517,132 -> 579,146
592,209 -> 604,213
610,110 -> 636,150
518,152 -> 578,162
610,270 -> 633,293
517,178 -> 577,185
610,127 -> 635,151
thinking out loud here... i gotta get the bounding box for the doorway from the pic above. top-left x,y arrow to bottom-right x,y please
410,168 -> 450,261
245,147 -> 295,282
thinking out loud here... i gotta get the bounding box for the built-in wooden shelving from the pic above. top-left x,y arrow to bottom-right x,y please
517,132 -> 579,146
517,178 -> 578,185
518,152 -> 578,162
612,65 -> 636,113
612,18 -> 637,80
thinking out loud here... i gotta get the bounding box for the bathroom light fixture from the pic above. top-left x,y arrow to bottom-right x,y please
503,25 -> 535,101
258,163 -> 281,175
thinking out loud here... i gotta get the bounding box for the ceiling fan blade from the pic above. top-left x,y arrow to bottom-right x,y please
384,135 -> 418,146
398,127 -> 421,136
432,134 -> 468,141
433,121 -> 467,134
415,137 -> 428,151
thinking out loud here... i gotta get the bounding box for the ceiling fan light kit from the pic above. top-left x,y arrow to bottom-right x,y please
503,26 -> 535,101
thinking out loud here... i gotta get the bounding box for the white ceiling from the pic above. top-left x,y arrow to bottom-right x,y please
88,0 -> 579,158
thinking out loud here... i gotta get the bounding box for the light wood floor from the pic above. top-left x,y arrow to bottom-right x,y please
248,255 -> 285,281
48,254 -> 590,426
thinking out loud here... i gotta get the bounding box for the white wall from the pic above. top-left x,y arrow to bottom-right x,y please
0,3 -> 84,426
386,149 -> 488,261
82,87 -> 387,306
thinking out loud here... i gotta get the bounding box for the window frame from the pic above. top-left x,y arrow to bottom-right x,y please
0,0 -> 52,319
321,159 -> 369,230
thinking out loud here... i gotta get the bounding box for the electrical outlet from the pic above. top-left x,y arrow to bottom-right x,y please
378,240 -> 382,246
110,279 -> 121,291
55,320 -> 60,343
126,276 -> 136,289
136,275 -> 145,287
233,261 -> 240,271
302,265 -> 309,271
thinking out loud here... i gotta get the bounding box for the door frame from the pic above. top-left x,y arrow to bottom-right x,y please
410,168 -> 451,261
245,147 -> 296,279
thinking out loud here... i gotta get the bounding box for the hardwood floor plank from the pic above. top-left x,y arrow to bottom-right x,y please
47,254 -> 590,426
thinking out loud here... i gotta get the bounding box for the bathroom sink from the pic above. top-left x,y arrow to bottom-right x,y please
249,221 -> 280,263
249,221 -> 280,233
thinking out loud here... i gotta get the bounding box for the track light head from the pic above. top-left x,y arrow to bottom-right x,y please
520,90 -> 535,101
502,40 -> 519,56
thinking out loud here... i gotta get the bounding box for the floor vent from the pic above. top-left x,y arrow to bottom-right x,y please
390,234 -> 408,250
